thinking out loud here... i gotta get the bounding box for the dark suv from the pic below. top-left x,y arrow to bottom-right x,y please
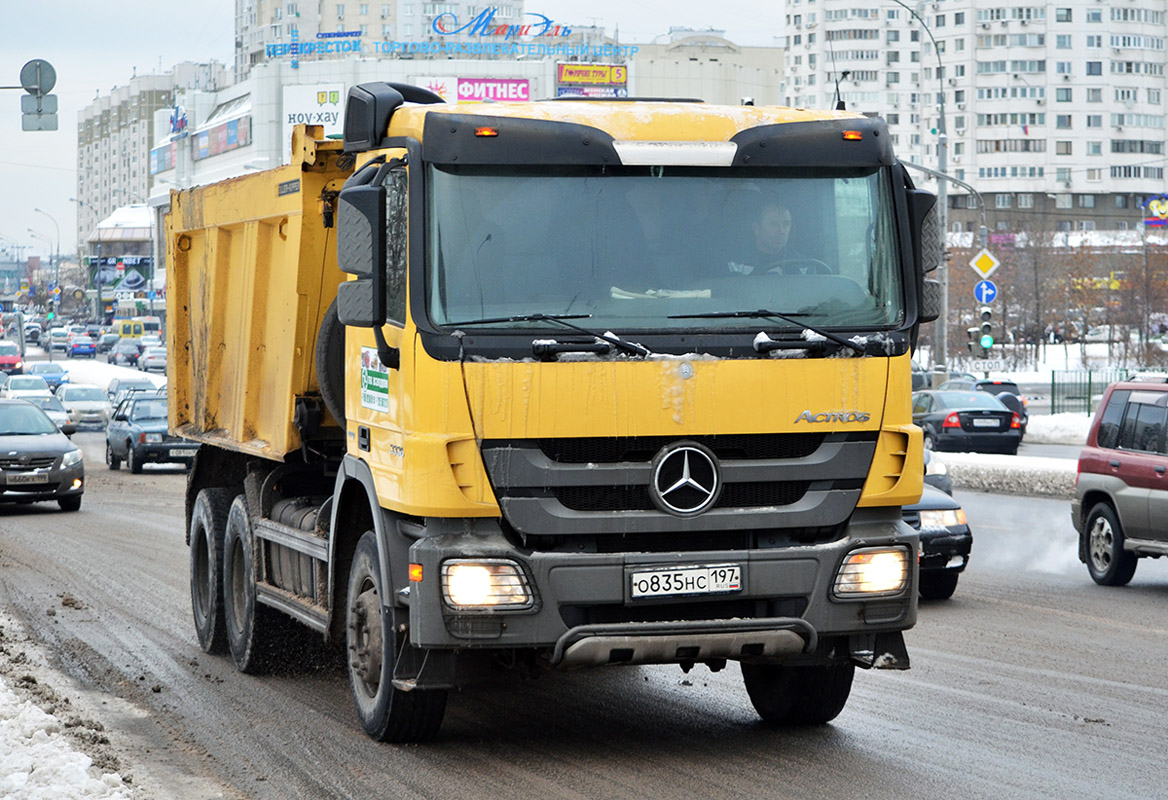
1072,381 -> 1168,585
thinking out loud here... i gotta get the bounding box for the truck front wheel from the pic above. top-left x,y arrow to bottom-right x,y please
741,660 -> 854,725
346,530 -> 447,742
190,488 -> 234,655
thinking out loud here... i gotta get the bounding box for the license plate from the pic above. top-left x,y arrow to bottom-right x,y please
630,564 -> 742,599
169,448 -> 192,458
6,472 -> 49,485
971,418 -> 999,428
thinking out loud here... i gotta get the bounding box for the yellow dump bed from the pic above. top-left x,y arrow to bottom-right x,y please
166,127 -> 350,460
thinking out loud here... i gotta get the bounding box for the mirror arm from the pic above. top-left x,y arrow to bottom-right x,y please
374,327 -> 400,371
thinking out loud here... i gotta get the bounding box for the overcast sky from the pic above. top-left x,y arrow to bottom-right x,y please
2,1 -> 784,256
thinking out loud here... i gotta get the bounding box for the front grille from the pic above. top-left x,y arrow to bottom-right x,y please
552,480 -> 812,512
0,456 -> 56,470
539,433 -> 825,464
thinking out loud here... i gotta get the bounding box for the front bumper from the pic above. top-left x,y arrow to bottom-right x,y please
0,462 -> 84,504
405,509 -> 918,665
917,526 -> 972,574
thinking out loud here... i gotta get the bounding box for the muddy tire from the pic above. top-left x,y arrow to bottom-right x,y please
741,661 -> 854,725
190,488 -> 234,655
919,571 -> 959,600
106,442 -> 121,471
1085,503 -> 1137,586
128,445 -> 143,474
347,530 -> 446,742
315,298 -> 346,429
58,495 -> 82,512
222,496 -> 286,673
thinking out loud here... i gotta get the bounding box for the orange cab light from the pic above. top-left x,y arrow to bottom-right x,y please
409,563 -> 424,582
474,127 -> 499,137
842,130 -> 863,141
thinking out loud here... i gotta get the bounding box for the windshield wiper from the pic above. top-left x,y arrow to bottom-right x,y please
668,309 -> 864,355
445,313 -> 652,357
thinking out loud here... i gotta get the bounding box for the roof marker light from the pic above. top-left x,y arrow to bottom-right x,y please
474,127 -> 499,137
842,130 -> 863,141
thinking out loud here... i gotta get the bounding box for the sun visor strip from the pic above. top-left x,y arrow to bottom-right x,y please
730,118 -> 895,168
422,113 -> 619,165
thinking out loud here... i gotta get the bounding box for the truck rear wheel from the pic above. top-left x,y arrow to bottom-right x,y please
222,495 -> 286,674
741,661 -> 854,725
190,488 -> 234,655
347,530 -> 447,742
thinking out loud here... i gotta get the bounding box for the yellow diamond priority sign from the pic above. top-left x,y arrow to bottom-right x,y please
969,248 -> 1000,280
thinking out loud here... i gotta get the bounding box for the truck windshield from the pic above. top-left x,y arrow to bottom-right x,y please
427,164 -> 904,333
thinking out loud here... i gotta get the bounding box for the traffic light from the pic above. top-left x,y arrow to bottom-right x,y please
46,309 -> 55,321
967,326 -> 986,358
979,306 -> 994,353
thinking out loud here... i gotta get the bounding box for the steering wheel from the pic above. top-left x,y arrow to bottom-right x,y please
766,258 -> 834,275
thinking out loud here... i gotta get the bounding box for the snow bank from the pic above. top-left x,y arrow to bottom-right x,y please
0,676 -> 131,800
941,452 -> 1077,499
1022,413 -> 1092,446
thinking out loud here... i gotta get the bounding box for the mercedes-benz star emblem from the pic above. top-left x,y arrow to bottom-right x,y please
650,442 -> 721,516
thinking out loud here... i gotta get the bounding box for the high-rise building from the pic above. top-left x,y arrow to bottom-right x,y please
75,62 -> 228,254
786,0 -> 1166,233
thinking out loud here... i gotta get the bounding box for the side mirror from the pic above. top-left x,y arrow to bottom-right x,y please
335,184 -> 387,328
919,278 -> 942,323
907,189 -> 941,275
61,422 -> 77,437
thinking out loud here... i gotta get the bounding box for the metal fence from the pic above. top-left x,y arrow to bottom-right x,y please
1050,369 -> 1129,415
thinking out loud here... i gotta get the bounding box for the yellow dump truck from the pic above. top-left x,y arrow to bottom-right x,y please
168,82 -> 941,741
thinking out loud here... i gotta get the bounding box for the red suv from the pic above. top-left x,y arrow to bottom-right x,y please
1072,381 -> 1168,585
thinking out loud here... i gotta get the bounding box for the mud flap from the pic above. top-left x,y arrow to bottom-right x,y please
849,631 -> 910,670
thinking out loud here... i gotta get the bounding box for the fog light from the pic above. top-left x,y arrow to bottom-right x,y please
71,479 -> 83,490
442,560 -> 531,608
834,547 -> 909,597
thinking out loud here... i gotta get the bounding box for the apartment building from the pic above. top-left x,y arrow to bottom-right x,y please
786,0 -> 1168,233
75,62 -> 228,253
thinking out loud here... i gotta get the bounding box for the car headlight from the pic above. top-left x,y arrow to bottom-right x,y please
925,457 -> 948,476
833,547 -> 910,597
61,448 -> 83,468
143,433 -> 163,443
441,560 -> 532,608
919,508 -> 966,528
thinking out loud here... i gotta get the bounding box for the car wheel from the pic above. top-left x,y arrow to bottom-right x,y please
741,661 -> 854,725
919,572 -> 959,600
923,432 -> 936,451
105,442 -> 121,470
128,445 -> 143,474
58,495 -> 82,512
1085,503 -> 1137,586
347,530 -> 447,741
190,488 -> 234,655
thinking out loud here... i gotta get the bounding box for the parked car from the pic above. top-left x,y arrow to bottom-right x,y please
936,378 -> 1029,436
1072,380 -> 1168,586
30,394 -> 70,431
0,398 -> 83,511
96,332 -> 120,354
105,375 -> 157,405
56,384 -> 111,429
911,390 -> 1023,455
109,338 -> 143,366
25,361 -> 70,391
105,394 -> 198,473
0,341 -> 23,374
67,334 -> 97,358
138,346 -> 167,373
901,484 -> 972,600
0,374 -> 52,400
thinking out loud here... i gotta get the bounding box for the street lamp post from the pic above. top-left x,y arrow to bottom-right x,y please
27,227 -> 57,362
888,0 -> 949,385
33,207 -> 60,319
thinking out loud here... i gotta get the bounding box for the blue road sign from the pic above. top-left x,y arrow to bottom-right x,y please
974,279 -> 998,304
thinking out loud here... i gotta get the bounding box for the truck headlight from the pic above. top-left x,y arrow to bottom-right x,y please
61,448 -> 83,468
833,547 -> 910,597
442,560 -> 532,609
919,509 -> 966,528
